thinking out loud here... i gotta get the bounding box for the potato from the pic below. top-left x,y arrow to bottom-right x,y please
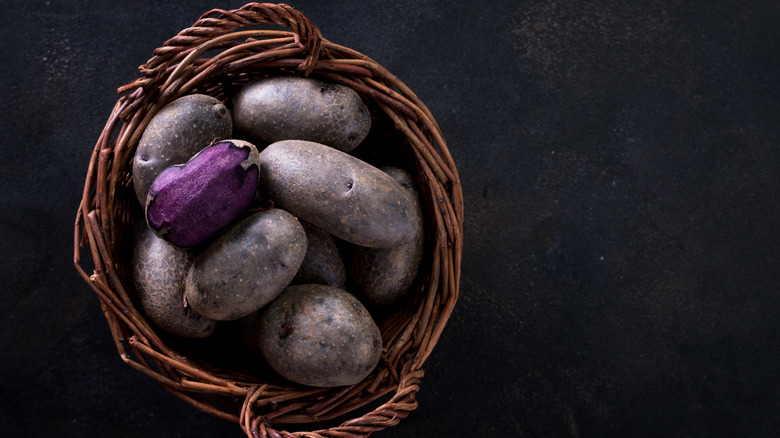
131,223 -> 217,338
256,284 -> 382,387
232,76 -> 370,153
293,221 -> 346,287
349,167 -> 424,308
132,94 -> 232,205
184,209 -> 307,321
145,139 -> 260,248
258,140 -> 417,248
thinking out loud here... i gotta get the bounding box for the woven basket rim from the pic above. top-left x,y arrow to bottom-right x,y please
73,3 -> 463,437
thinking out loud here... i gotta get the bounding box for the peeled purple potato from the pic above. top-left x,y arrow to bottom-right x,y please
146,139 -> 259,248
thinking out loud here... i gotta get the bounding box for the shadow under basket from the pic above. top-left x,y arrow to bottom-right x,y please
73,3 -> 463,437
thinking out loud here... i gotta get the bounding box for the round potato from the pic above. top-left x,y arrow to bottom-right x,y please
232,76 -> 370,153
258,140 -> 417,248
293,221 -> 346,287
131,223 -> 217,338
349,167 -> 425,308
132,94 -> 232,205
184,209 -> 307,321
257,284 -> 382,387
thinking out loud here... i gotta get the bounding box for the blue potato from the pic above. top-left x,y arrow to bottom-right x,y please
258,140 -> 417,248
256,284 -> 382,387
349,167 -> 424,308
132,94 -> 232,205
131,223 -> 217,338
184,209 -> 307,321
293,221 -> 346,288
233,76 -> 370,153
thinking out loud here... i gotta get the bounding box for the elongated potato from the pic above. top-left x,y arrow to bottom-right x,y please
258,140 -> 417,248
132,94 -> 232,205
232,76 -> 370,153
349,167 -> 424,308
184,209 -> 307,321
131,223 -> 217,338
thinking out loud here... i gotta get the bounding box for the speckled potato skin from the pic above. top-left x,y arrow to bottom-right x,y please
349,168 -> 425,308
132,94 -> 232,205
232,76 -> 370,153
257,284 -> 383,387
293,221 -> 346,287
258,140 -> 417,248
131,223 -> 217,338
184,209 -> 307,321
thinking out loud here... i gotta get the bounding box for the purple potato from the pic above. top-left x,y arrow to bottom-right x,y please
258,140 -> 417,248
349,168 -> 425,308
257,284 -> 382,387
233,76 -> 370,153
293,221 -> 346,287
131,223 -> 217,338
184,208 -> 307,321
146,139 -> 259,248
132,94 -> 232,205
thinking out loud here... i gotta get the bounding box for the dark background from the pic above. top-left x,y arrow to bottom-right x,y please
1,0 -> 778,437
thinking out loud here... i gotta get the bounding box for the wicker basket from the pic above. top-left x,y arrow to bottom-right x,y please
73,3 -> 463,437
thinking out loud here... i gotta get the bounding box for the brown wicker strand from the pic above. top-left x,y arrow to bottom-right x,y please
245,365 -> 423,438
127,2 -> 322,93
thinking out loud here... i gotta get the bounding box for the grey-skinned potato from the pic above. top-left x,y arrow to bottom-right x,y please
256,284 -> 382,387
258,140 -> 417,248
232,76 -> 370,153
184,209 -> 307,321
132,94 -> 232,205
349,167 -> 424,308
293,221 -> 346,288
131,223 -> 217,338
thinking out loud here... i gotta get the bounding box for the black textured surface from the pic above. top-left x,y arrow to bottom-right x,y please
1,0 -> 779,437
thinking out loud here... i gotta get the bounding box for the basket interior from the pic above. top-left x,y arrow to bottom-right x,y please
74,3 -> 462,436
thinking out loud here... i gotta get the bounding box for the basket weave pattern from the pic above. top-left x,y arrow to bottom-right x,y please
73,3 -> 463,437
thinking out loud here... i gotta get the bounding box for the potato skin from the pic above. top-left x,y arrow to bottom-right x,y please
184,209 -> 307,321
349,167 -> 425,308
233,76 -> 370,153
131,223 -> 217,338
258,140 -> 417,248
293,221 -> 346,288
257,284 -> 382,387
132,94 -> 232,205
